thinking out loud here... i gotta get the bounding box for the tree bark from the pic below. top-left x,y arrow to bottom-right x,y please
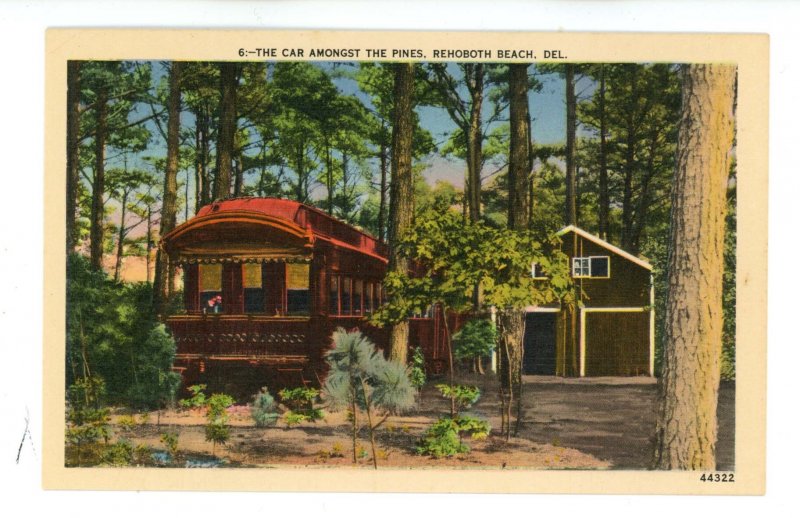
564,64 -> 577,226
154,61 -> 182,315
114,189 -> 128,282
377,139 -> 388,242
597,65 -> 611,241
66,61 -> 82,252
213,62 -> 238,200
466,64 -> 484,222
387,63 -> 415,365
89,86 -> 108,271
500,63 -> 532,437
652,64 -> 736,470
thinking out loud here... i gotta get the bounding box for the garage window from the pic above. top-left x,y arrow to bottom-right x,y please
572,256 -> 610,278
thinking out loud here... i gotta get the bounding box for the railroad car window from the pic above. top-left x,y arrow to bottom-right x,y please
341,276 -> 352,315
286,263 -> 310,315
243,263 -> 265,313
353,279 -> 363,315
329,275 -> 340,315
364,281 -> 373,314
199,263 -> 223,313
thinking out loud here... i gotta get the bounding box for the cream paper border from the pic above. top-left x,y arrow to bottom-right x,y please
43,29 -> 768,494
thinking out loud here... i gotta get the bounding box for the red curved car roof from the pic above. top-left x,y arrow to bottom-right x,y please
194,197 -> 387,260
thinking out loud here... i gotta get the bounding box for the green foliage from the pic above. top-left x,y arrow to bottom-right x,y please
416,416 -> 491,458
322,329 -> 416,415
372,206 -> 573,329
66,253 -> 180,409
409,347 -> 427,391
179,384 -> 208,410
452,319 -> 497,361
204,393 -> 234,453
278,387 -> 323,422
66,377 -> 111,454
117,415 -> 136,432
322,329 -> 416,466
250,387 -> 279,428
100,440 -> 134,466
160,432 -> 179,456
435,384 -> 481,412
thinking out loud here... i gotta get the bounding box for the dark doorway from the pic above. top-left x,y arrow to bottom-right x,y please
523,312 -> 557,375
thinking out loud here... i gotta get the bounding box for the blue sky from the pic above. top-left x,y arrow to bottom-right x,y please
125,61 -> 577,210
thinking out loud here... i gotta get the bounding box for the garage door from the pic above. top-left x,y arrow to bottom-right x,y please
523,312 -> 557,375
584,311 -> 649,376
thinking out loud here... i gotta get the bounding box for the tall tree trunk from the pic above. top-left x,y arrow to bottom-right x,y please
499,63 -> 532,437
597,64 -> 611,241
652,64 -> 736,470
195,105 -> 211,210
66,61 -> 81,252
89,86 -> 108,271
377,139 -> 388,242
214,62 -> 238,200
325,140 -> 334,214
564,64 -> 577,226
154,61 -> 182,315
146,205 -> 153,284
467,64 -> 484,222
387,63 -> 415,365
114,190 -> 128,282
621,68 -> 639,250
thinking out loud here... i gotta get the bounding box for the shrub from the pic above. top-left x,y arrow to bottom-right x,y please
179,384 -> 207,410
250,387 -> 279,428
160,432 -> 179,456
416,416 -> 491,458
452,319 -> 496,374
204,393 -> 234,455
409,346 -> 427,396
278,387 -> 323,422
322,328 -> 416,469
66,376 -> 111,464
435,384 -> 481,412
100,440 -> 134,466
117,415 -> 136,432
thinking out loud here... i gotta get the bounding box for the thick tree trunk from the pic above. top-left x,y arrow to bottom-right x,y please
213,62 -> 238,200
508,64 -> 530,230
387,63 -> 415,365
652,64 -> 736,470
564,64 -> 577,226
500,63 -> 532,437
114,190 -> 128,282
194,105 -> 211,211
597,65 -> 611,241
89,87 -> 108,271
66,61 -> 81,252
154,61 -> 182,315
377,139 -> 388,242
467,65 -> 484,222
621,70 -> 638,250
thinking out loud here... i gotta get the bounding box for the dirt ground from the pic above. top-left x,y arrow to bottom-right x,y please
88,372 -> 734,470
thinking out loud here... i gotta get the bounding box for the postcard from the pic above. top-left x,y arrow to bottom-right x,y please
43,29 -> 768,494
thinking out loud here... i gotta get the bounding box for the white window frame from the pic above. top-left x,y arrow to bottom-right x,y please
530,261 -> 547,279
572,256 -> 610,278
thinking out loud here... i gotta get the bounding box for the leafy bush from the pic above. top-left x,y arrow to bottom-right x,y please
204,393 -> 234,455
409,346 -> 427,394
278,387 -> 323,422
66,376 -> 111,464
452,319 -> 496,362
435,384 -> 481,412
117,415 -> 136,432
100,440 -> 134,466
416,416 -> 491,458
251,387 -> 279,427
66,253 -> 180,409
179,384 -> 208,410
160,432 -> 179,456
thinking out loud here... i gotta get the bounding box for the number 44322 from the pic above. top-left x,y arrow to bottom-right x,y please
700,473 -> 734,482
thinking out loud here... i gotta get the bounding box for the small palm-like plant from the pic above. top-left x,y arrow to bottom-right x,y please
322,328 -> 415,469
